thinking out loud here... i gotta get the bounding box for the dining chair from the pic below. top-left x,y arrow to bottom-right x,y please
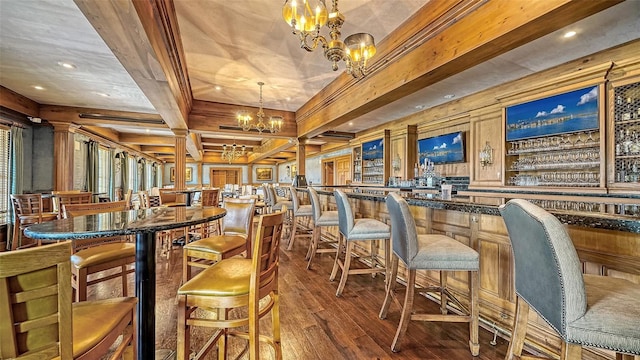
330,189 -> 391,297
54,191 -> 92,218
62,200 -> 136,302
159,188 -> 185,207
177,209 -> 285,360
189,188 -> 221,238
182,198 -> 255,282
286,185 -> 313,251
379,192 -> 479,355
500,199 -> 640,359
0,242 -> 137,359
9,193 -> 58,250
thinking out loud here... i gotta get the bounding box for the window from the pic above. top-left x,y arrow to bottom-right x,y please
146,162 -> 153,190
97,147 -> 110,195
127,155 -> 136,191
0,128 -> 10,224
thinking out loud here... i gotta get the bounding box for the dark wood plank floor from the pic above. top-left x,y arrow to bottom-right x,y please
91,232 -> 512,359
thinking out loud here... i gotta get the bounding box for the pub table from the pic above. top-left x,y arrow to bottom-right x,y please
25,206 -> 227,359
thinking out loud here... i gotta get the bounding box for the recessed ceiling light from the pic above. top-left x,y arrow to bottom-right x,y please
348,122 -> 354,126
33,85 -> 45,90
57,62 -> 76,69
286,97 -> 291,101
444,94 -> 455,99
214,85 -> 222,91
415,105 -> 425,110
564,31 -> 577,38
94,92 -> 110,97
146,129 -> 150,133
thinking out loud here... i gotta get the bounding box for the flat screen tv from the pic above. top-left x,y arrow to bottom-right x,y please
362,138 -> 383,160
418,131 -> 465,164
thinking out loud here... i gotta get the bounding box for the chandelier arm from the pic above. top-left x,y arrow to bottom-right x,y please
300,32 -> 327,52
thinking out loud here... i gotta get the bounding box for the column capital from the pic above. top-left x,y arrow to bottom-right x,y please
172,129 -> 189,137
48,121 -> 81,133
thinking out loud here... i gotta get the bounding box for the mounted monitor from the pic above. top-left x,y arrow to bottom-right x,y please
292,175 -> 308,187
418,131 -> 465,164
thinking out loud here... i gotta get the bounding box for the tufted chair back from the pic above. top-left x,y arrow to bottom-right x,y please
334,190 -> 355,238
499,199 -> 586,337
385,192 -> 419,267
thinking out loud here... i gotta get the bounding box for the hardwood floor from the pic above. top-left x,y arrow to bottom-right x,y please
90,233 -> 512,359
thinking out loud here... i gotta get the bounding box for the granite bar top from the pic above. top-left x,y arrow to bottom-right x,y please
307,187 -> 640,234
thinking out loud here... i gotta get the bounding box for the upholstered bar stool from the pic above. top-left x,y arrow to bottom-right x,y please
500,199 -> 640,360
176,210 -> 285,360
330,189 -> 391,297
379,192 -> 479,355
286,186 -> 313,250
306,187 -> 339,270
182,198 -> 255,283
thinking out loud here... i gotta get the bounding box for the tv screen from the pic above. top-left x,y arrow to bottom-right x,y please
418,131 -> 465,164
362,138 -> 383,160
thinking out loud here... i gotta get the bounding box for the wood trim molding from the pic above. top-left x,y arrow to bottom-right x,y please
0,86 -> 39,117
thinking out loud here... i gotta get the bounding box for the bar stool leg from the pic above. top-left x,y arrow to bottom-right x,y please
440,271 -> 448,315
505,296 -> 529,360
379,255 -> 399,319
391,268 -> 416,352
329,233 -> 345,281
469,271 -> 479,356
335,241 -> 354,297
287,216 -> 298,249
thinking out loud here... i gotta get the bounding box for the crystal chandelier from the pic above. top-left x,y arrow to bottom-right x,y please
282,0 -> 377,78
221,143 -> 245,164
237,82 -> 284,133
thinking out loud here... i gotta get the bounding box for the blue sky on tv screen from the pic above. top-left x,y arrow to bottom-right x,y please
418,132 -> 464,164
362,138 -> 384,160
506,86 -> 599,141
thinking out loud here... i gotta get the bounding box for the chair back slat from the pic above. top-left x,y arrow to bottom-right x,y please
62,200 -> 128,218
499,199 -> 587,336
252,209 -> 285,295
0,242 -> 73,359
201,189 -> 220,207
138,191 -> 151,209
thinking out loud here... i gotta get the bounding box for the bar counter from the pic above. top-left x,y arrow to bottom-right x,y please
301,186 -> 639,359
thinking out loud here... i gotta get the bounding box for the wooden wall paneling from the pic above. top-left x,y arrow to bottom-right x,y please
390,125 -> 418,180
470,107 -> 503,185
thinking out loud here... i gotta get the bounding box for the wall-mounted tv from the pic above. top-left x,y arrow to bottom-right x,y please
418,131 -> 465,164
362,138 -> 384,160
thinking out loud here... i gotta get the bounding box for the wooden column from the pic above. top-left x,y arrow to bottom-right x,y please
50,122 -> 80,191
247,163 -> 253,185
297,141 -> 306,176
174,130 -> 187,190
197,162 -> 203,186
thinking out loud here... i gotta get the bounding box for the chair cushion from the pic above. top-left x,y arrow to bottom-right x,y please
346,218 -> 391,241
316,210 -> 339,226
295,204 -> 313,217
408,234 -> 479,271
184,235 -> 246,255
178,258 -> 252,297
273,201 -> 292,210
566,274 -> 640,354
72,297 -> 136,357
71,243 -> 135,269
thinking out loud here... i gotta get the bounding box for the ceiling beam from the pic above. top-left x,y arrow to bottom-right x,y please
201,137 -> 262,147
39,105 -> 166,128
74,0 -> 202,161
141,145 -> 176,154
120,133 -> 174,146
247,138 -> 295,163
295,0 -> 623,139
0,86 -> 39,117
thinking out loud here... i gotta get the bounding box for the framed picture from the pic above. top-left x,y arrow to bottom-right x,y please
256,168 -> 273,181
362,138 -> 383,160
170,167 -> 193,182
505,85 -> 599,141
418,131 -> 465,164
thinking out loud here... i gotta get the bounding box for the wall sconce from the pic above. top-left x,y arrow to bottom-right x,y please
479,141 -> 493,168
392,153 -> 401,174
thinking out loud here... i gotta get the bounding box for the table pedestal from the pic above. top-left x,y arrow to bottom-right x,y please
136,230 -> 156,360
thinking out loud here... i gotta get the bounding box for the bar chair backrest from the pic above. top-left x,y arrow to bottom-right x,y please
221,198 -> 255,238
307,187 -> 323,223
385,192 -> 419,266
333,189 -> 355,238
201,188 -> 220,207
54,191 -> 92,219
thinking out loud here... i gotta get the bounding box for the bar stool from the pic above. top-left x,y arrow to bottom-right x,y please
9,193 -> 58,250
286,186 -> 313,251
306,187 -> 339,270
379,192 -> 479,355
500,199 -> 640,360
330,189 -> 391,297
54,191 -> 91,218
176,210 -> 285,360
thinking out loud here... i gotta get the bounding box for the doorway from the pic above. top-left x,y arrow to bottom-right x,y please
210,168 -> 242,189
322,160 -> 335,186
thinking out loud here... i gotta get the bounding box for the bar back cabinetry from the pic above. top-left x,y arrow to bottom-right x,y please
350,130 -> 390,186
609,76 -> 640,187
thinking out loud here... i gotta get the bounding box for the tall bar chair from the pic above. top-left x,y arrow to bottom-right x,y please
500,199 -> 640,360
177,210 -> 285,360
286,186 -> 313,250
182,198 -> 255,283
0,242 -> 137,359
379,192 -> 479,355
330,189 -> 391,297
190,188 -> 221,239
63,200 -> 136,302
9,193 -> 58,250
54,191 -> 91,218
306,187 -> 339,270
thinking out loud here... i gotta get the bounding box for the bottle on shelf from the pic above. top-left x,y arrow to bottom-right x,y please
414,163 -> 419,179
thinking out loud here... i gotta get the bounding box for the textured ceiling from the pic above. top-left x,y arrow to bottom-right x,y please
1,0 -> 639,159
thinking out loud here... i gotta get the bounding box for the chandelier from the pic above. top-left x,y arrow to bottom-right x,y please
221,143 -> 245,164
237,82 -> 284,133
282,0 -> 377,78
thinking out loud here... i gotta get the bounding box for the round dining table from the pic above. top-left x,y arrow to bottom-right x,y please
25,205 -> 226,360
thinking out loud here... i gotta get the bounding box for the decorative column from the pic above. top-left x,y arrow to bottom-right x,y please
49,122 -> 80,191
174,130 -> 187,190
247,163 -> 253,185
297,140 -> 306,176
197,162 -> 203,186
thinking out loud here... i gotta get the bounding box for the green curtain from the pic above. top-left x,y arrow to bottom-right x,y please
7,126 -> 24,249
121,151 -> 129,196
109,148 -> 115,201
86,140 -> 99,196
138,158 -> 146,191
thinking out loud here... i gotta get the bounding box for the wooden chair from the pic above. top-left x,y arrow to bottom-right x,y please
500,199 -> 640,360
182,198 -> 255,283
330,189 -> 391,297
54,191 -> 92,219
306,187 -> 339,270
9,193 -> 58,250
159,188 -> 185,207
177,210 -> 285,360
379,192 -> 479,355
62,200 -> 136,302
0,242 -> 137,359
